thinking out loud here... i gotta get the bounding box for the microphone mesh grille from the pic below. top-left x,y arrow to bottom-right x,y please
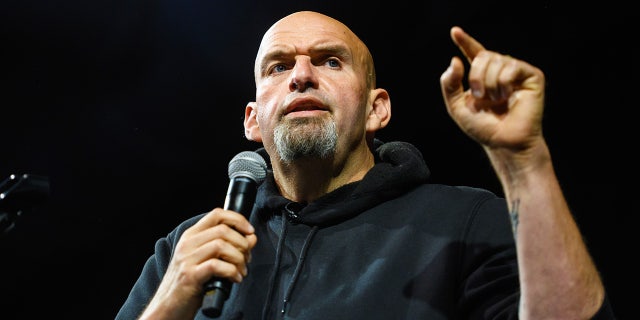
228,151 -> 268,183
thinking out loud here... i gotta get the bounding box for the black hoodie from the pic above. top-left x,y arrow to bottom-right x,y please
116,141 -> 615,319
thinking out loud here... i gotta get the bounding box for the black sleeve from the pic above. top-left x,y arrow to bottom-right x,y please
114,233 -> 175,319
114,214 -> 204,319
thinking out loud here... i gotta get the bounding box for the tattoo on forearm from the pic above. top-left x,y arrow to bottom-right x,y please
509,199 -> 520,237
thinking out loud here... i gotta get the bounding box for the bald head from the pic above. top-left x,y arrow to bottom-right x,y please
254,11 -> 376,89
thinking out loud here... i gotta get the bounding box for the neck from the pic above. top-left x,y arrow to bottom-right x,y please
270,143 -> 375,203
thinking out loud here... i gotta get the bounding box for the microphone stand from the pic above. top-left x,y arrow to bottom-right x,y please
0,173 -> 50,235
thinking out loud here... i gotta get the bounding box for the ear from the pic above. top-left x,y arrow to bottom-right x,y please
365,88 -> 391,134
244,102 -> 263,142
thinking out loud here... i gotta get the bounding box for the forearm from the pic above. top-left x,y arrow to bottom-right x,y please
137,289 -> 201,320
136,263 -> 203,320
486,140 -> 605,319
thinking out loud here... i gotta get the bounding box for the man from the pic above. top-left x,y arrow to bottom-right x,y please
116,11 -> 614,319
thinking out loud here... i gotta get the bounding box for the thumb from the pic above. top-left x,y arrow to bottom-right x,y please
440,57 -> 465,104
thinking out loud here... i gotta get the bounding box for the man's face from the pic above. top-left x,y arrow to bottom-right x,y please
250,12 -> 371,162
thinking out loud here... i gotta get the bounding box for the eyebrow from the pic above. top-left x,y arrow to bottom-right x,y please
258,43 -> 353,75
310,43 -> 353,61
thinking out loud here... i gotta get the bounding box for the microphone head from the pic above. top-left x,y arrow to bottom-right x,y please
228,151 -> 268,183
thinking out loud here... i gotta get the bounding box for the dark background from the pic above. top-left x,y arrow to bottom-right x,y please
1,0 -> 636,319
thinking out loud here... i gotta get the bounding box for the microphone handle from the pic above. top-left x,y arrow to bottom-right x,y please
201,177 -> 257,318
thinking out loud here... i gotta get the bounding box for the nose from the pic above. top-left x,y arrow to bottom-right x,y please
289,58 -> 318,92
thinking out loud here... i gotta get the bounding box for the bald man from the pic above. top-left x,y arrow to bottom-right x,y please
117,11 -> 613,320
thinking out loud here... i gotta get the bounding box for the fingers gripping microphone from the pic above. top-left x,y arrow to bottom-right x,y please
201,151 -> 268,318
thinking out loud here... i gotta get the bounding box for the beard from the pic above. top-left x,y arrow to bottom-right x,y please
273,116 -> 338,163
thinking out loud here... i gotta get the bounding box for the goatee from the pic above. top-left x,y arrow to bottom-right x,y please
273,116 -> 337,163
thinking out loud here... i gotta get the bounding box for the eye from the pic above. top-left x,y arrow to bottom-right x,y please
271,64 -> 288,74
325,58 -> 340,68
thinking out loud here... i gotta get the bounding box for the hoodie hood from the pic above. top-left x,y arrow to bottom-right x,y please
253,140 -> 431,227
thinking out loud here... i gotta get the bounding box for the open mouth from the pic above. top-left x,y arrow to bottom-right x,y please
285,96 -> 329,115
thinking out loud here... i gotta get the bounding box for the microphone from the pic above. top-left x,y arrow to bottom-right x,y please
201,151 -> 268,318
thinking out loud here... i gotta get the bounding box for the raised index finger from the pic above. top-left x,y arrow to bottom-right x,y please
450,26 -> 486,64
